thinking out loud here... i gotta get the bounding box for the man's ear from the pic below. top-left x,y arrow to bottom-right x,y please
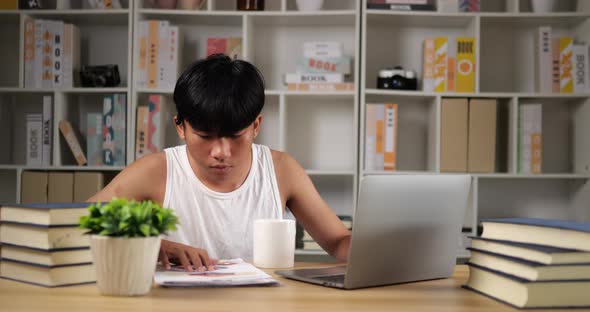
174,115 -> 186,140
253,114 -> 262,138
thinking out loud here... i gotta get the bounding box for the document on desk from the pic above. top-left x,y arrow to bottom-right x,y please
154,258 -> 280,287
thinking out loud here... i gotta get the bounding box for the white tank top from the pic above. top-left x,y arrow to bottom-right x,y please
162,144 -> 283,261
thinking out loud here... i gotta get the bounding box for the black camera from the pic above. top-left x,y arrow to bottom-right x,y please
377,66 -> 418,91
80,65 -> 121,88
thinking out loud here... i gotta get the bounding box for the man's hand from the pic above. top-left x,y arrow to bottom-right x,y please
159,239 -> 217,272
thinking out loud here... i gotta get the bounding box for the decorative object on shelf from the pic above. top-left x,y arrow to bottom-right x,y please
20,0 -> 42,9
376,66 -> 417,90
530,0 -> 558,13
178,0 -> 205,10
237,0 -> 264,11
79,199 -> 179,296
55,0 -> 71,9
79,65 -> 121,88
154,0 -> 177,9
458,0 -> 479,12
295,0 -> 323,11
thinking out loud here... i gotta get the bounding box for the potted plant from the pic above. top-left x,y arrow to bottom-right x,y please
79,199 -> 178,296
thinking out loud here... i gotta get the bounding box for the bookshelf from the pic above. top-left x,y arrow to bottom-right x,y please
359,0 -> 590,251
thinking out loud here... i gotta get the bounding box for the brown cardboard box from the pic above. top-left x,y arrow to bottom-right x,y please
48,172 -> 74,203
440,98 -> 468,172
21,171 -> 48,203
468,99 -> 497,173
74,172 -> 104,202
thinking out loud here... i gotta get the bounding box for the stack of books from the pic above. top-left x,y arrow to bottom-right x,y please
464,218 -> 590,308
285,42 -> 354,92
0,203 -> 95,287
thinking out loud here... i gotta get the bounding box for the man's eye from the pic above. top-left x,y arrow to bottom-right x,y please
197,134 -> 212,139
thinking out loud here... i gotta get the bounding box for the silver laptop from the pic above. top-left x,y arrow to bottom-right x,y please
275,174 -> 471,289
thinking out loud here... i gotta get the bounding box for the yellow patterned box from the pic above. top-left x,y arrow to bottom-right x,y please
456,37 -> 476,93
434,37 -> 448,92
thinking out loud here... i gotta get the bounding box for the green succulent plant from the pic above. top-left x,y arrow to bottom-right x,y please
79,198 -> 178,237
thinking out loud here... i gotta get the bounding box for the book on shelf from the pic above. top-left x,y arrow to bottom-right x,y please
464,263 -> 590,309
142,20 -> 181,90
480,218 -> 590,251
366,3 -> 436,11
365,104 -> 397,171
86,113 -> 103,166
552,38 -> 561,93
518,103 -> 542,174
0,223 -> 89,250
458,0 -> 479,12
284,73 -> 345,84
1,243 -> 92,267
0,259 -> 95,288
207,37 -> 242,60
535,26 -> 553,93
135,105 -> 149,159
559,37 -> 574,93
468,248 -> 590,281
73,172 -> 104,202
422,38 -> 435,92
470,237 -> 590,265
455,37 -> 475,93
0,0 -> 17,9
440,98 -> 468,172
437,0 -> 458,12
47,172 -> 74,203
58,120 -> 87,166
25,113 -> 43,166
147,94 -> 167,154
21,171 -> 48,204
102,93 -> 126,166
573,43 -> 589,93
467,99 -> 496,173
0,202 -> 89,227
287,82 -> 354,92
434,37 -> 448,92
296,56 -> 352,75
42,95 -> 52,166
303,41 -> 343,58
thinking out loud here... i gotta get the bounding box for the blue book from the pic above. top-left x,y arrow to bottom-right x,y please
480,218 -> 590,252
464,263 -> 590,309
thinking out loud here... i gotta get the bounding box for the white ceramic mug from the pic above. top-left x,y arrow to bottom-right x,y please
253,219 -> 296,268
296,0 -> 324,11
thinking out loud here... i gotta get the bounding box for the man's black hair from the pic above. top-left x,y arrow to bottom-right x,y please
173,54 -> 265,137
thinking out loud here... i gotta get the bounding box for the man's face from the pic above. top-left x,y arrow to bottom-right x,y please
176,115 -> 261,181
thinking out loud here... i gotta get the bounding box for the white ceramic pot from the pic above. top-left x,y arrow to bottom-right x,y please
530,0 -> 558,13
296,0 -> 324,11
90,235 -> 161,296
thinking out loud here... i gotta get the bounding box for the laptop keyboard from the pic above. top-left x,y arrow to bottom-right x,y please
313,274 -> 345,284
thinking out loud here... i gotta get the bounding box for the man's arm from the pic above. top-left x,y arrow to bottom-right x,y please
275,152 -> 351,261
88,152 -> 167,204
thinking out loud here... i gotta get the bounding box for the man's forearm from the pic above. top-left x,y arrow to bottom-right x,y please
329,233 -> 351,262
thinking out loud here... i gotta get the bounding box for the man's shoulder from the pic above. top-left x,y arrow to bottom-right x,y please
128,151 -> 167,176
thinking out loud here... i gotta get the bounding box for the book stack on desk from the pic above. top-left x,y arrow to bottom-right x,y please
0,203 -> 95,287
298,215 -> 352,252
464,218 -> 590,309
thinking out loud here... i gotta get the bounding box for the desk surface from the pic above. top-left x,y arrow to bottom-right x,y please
0,263 -> 586,312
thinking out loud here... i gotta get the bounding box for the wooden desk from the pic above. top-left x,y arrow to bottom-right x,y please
0,264 -> 586,312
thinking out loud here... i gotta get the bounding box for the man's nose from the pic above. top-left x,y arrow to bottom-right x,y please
210,137 -> 231,160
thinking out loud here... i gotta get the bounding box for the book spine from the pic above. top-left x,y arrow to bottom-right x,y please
459,0 -> 479,12
113,94 -> 126,166
456,37 -> 476,93
137,21 -> 148,89
164,25 -> 180,90
102,95 -> 115,165
296,56 -> 352,74
365,104 -> 377,171
423,38 -> 435,92
52,21 -> 64,88
135,106 -> 149,159
536,26 -> 552,93
384,104 -> 398,171
207,38 -> 227,57
147,94 -> 163,154
62,24 -> 72,88
24,18 -> 35,88
26,114 -> 43,166
284,73 -> 344,84
286,82 -> 354,92
157,21 -> 169,90
552,39 -> 560,93
518,104 -> 542,174
86,113 -> 103,166
573,44 -> 589,94
42,95 -> 52,166
59,121 -> 87,166
34,19 -> 44,88
560,37 -> 574,93
226,37 -> 242,60
41,20 -> 54,89
147,20 -> 159,89
447,38 -> 457,92
434,37 -> 448,92
375,105 -> 385,170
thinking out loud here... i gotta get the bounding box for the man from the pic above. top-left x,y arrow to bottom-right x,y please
89,54 -> 351,272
